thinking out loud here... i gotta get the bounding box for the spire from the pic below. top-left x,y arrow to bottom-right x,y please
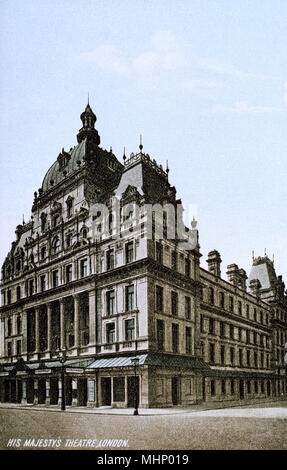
139,134 -> 143,153
77,101 -> 100,145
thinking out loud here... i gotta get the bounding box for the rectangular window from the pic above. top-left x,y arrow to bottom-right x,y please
209,317 -> 215,334
247,380 -> 251,394
16,316 -> 21,335
209,288 -> 214,305
29,279 -> 35,296
200,315 -> 204,333
246,329 -> 250,344
40,275 -> 46,292
171,251 -> 177,270
125,319 -> 135,341
186,327 -> 192,354
106,290 -> 115,315
247,350 -> 250,366
185,258 -> 191,277
238,301 -> 242,315
66,264 -> 73,282
209,343 -> 215,363
238,327 -> 242,341
156,242 -> 163,264
80,258 -> 88,277
230,347 -> 234,365
220,292 -> 225,308
16,340 -> 21,355
126,284 -> 134,311
106,249 -> 115,270
220,345 -> 225,364
229,296 -> 234,312
156,285 -> 163,312
231,379 -> 235,395
253,308 -> 257,322
239,349 -> 243,366
246,304 -> 250,319
16,286 -> 21,301
52,270 -> 59,288
172,323 -> 179,353
106,323 -> 115,344
171,291 -> 178,316
185,296 -> 191,319
7,342 -> 12,357
125,242 -> 134,264
7,318 -> 12,336
220,321 -> 225,338
157,319 -> 165,351
254,351 -> 258,368
221,379 -> 226,395
230,324 -> 234,339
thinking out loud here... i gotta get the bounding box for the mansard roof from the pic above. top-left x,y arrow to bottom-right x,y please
248,256 -> 277,290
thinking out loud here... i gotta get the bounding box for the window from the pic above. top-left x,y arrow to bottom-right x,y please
230,347 -> 234,365
40,275 -> 46,292
125,319 -> 135,341
156,286 -> 163,312
157,319 -> 165,351
52,270 -> 59,288
238,327 -> 242,341
16,316 -> 21,334
156,242 -> 163,264
41,213 -> 47,232
66,264 -> 73,282
210,380 -> 215,396
186,327 -> 192,354
126,284 -> 134,311
52,213 -> 60,228
231,379 -> 235,395
41,246 -> 47,260
246,350 -> 250,366
125,242 -> 134,264
171,291 -> 178,316
185,258 -> 191,277
229,296 -> 234,312
66,197 -> 73,217
221,379 -> 226,395
107,290 -> 115,315
238,301 -> 242,315
261,352 -> 264,368
7,342 -> 12,357
106,323 -> 115,344
200,315 -> 204,333
239,349 -> 243,366
261,380 -> 265,393
106,249 -> 115,270
209,343 -> 215,363
171,251 -> 177,270
53,238 -> 61,254
16,286 -> 21,301
230,324 -> 234,339
172,324 -> 179,353
246,304 -> 250,319
185,296 -> 191,320
260,311 -> 263,324
220,321 -> 225,338
254,380 -> 258,394
82,228 -> 88,239
80,258 -> 88,277
16,340 -> 21,356
253,308 -> 257,322
209,318 -> 215,334
29,279 -> 35,296
247,380 -> 251,394
66,233 -> 73,248
220,345 -> 225,364
209,287 -> 214,305
254,351 -> 258,368
219,292 -> 225,309
7,318 -> 12,336
246,329 -> 250,344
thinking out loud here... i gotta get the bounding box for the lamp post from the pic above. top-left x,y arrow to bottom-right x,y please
131,357 -> 139,415
58,349 -> 66,411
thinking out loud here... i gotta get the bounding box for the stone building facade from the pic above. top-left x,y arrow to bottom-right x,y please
0,103 -> 286,408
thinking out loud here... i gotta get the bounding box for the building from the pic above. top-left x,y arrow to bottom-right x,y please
0,103 -> 286,408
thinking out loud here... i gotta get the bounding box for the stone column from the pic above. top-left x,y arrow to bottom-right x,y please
72,379 -> 78,406
45,378 -> 50,405
59,299 -> 66,351
47,303 -> 52,353
88,290 -> 96,347
35,307 -> 40,353
74,294 -> 80,350
22,311 -> 28,355
21,380 -> 27,405
33,378 -> 38,405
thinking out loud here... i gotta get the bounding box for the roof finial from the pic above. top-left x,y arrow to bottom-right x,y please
252,250 -> 254,261
22,214 -> 25,225
139,134 -> 143,153
88,92 -> 89,105
264,248 -> 267,256
166,160 -> 169,174
123,146 -> 126,162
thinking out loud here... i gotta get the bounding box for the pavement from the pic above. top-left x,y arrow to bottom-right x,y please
0,398 -> 287,416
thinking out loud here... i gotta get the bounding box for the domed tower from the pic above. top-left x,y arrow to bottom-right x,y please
77,102 -> 100,145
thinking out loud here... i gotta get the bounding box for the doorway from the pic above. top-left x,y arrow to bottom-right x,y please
26,378 -> 34,404
49,378 -> 58,405
38,378 -> 46,404
127,376 -> 139,408
239,380 -> 244,400
172,377 -> 179,405
77,378 -> 87,406
101,377 -> 111,405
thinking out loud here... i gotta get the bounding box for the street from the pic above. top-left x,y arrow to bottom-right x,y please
0,403 -> 286,450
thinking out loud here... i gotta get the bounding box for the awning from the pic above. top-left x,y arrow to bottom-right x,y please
87,353 -> 210,371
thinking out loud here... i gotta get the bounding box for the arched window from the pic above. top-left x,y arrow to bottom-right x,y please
66,233 -> 73,247
41,246 -> 47,260
82,228 -> 88,239
53,238 -> 61,254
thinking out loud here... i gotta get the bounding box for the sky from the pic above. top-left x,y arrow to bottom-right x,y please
0,0 -> 286,283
